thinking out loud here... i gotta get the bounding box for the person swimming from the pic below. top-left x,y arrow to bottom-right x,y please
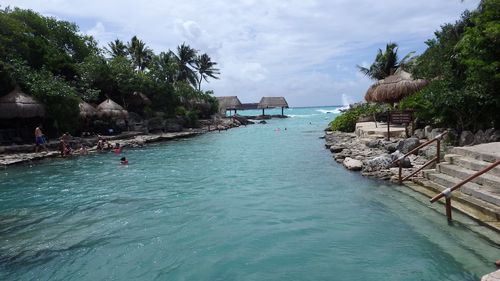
120,157 -> 128,165
113,143 -> 121,154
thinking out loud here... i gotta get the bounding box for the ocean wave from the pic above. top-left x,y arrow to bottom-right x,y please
288,114 -> 319,118
316,107 -> 348,114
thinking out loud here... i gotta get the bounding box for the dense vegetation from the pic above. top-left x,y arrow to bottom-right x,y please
329,103 -> 386,132
400,0 -> 499,131
0,7 -> 220,134
333,0 -> 498,133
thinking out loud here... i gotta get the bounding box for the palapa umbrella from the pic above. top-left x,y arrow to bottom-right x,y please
364,69 -> 428,103
96,98 -> 128,119
0,87 -> 45,119
79,101 -> 97,118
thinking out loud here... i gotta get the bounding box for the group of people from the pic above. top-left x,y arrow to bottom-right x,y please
34,125 -> 128,165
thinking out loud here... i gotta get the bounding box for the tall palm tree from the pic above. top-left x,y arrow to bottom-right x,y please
357,43 -> 415,80
194,53 -> 220,91
151,51 -> 179,84
127,36 -> 153,72
174,43 -> 198,87
107,39 -> 128,58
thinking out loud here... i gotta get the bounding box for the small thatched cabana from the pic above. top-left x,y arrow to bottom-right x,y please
364,69 -> 428,104
79,101 -> 97,119
0,87 -> 45,119
216,96 -> 242,115
96,99 -> 128,119
257,96 -> 289,116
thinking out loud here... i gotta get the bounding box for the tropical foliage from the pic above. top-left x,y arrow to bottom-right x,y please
330,103 -> 386,132
357,43 -> 415,80
0,7 -> 221,134
400,0 -> 499,130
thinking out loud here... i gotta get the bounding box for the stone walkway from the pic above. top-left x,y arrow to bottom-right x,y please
355,121 -> 407,139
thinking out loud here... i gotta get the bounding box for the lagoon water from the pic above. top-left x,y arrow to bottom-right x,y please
0,107 -> 498,280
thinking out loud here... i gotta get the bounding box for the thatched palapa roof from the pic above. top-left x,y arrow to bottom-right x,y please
96,98 -> 128,119
0,87 -> 45,119
216,96 -> 242,110
79,101 -> 97,118
365,69 -> 428,103
257,97 -> 289,109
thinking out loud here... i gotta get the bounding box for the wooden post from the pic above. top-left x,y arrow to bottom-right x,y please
445,197 -> 452,221
281,107 -> 284,116
262,108 -> 265,116
398,161 -> 402,185
387,111 -> 390,141
235,109 -> 237,114
436,139 -> 441,164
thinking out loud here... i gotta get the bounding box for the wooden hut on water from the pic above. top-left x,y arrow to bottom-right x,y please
258,97 -> 289,116
216,96 -> 242,115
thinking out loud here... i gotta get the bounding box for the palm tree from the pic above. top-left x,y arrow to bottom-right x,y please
151,51 -> 179,84
174,43 -> 198,87
107,39 -> 128,58
127,36 -> 153,72
357,43 -> 415,80
194,53 -> 220,91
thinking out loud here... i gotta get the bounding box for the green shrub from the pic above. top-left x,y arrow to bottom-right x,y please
330,103 -> 385,132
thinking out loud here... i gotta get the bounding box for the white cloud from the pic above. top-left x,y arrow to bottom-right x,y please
1,0 -> 481,106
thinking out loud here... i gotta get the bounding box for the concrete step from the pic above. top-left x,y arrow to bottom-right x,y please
445,154 -> 500,177
424,171 -> 500,206
410,178 -> 500,228
451,143 -> 500,163
437,163 -> 500,189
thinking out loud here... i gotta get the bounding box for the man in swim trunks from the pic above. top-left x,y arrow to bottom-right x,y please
34,125 -> 48,153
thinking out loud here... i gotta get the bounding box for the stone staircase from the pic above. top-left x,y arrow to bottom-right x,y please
413,142 -> 500,231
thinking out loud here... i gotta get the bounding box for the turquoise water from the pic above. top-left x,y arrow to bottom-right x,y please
0,107 -> 498,280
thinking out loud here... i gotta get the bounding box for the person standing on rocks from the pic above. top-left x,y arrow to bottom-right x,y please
34,125 -> 48,153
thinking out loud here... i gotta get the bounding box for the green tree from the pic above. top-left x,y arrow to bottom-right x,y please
107,39 -> 128,58
127,36 -> 153,72
174,43 -> 198,87
357,43 -> 415,80
194,53 -> 220,91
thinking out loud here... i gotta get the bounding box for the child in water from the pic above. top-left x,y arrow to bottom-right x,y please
113,143 -> 121,154
120,157 -> 128,165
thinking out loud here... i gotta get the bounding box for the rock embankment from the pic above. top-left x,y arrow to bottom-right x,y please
324,131 -> 444,181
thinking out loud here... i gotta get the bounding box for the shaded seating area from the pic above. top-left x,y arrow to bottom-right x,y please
258,96 -> 289,116
0,87 -> 45,144
95,99 -> 129,135
216,96 -> 242,115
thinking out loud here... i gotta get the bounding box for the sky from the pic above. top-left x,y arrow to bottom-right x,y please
1,0 -> 480,107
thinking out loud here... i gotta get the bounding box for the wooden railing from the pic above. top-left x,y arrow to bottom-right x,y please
393,131 -> 448,185
430,159 -> 500,221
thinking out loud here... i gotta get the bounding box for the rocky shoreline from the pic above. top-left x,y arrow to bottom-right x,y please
323,130 -> 447,182
0,115 -> 260,167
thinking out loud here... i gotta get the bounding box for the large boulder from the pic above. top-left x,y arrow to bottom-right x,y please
429,128 -> 445,140
489,130 -> 500,142
424,125 -> 433,138
459,131 -> 475,146
396,138 -> 420,154
330,145 -> 346,153
391,150 -> 412,168
364,154 -> 393,172
343,157 -> 363,171
365,139 -> 380,148
413,129 -> 425,139
474,130 -> 487,144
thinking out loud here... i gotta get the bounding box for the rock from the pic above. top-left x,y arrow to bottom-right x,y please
343,157 -> 363,171
396,137 -> 420,154
385,143 -> 398,153
474,129 -> 486,144
355,155 -> 365,161
489,130 -> 500,142
459,131 -> 475,146
419,145 -> 437,159
365,139 -> 380,148
424,125 -> 433,138
330,146 -> 345,153
319,136 -> 325,139
258,120 -> 267,124
232,115 -> 250,125
429,128 -> 445,140
413,129 -> 425,139
485,128 -> 495,140
391,150 -> 412,168
364,154 -> 393,172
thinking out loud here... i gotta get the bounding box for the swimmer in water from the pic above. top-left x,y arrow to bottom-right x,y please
120,157 -> 128,165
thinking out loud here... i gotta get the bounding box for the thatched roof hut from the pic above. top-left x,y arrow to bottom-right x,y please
364,69 -> 428,103
79,101 -> 97,118
96,99 -> 128,119
0,87 -> 45,119
216,96 -> 242,114
257,97 -> 289,109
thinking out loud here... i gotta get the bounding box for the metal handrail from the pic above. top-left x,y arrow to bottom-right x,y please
393,131 -> 448,184
430,159 -> 500,221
